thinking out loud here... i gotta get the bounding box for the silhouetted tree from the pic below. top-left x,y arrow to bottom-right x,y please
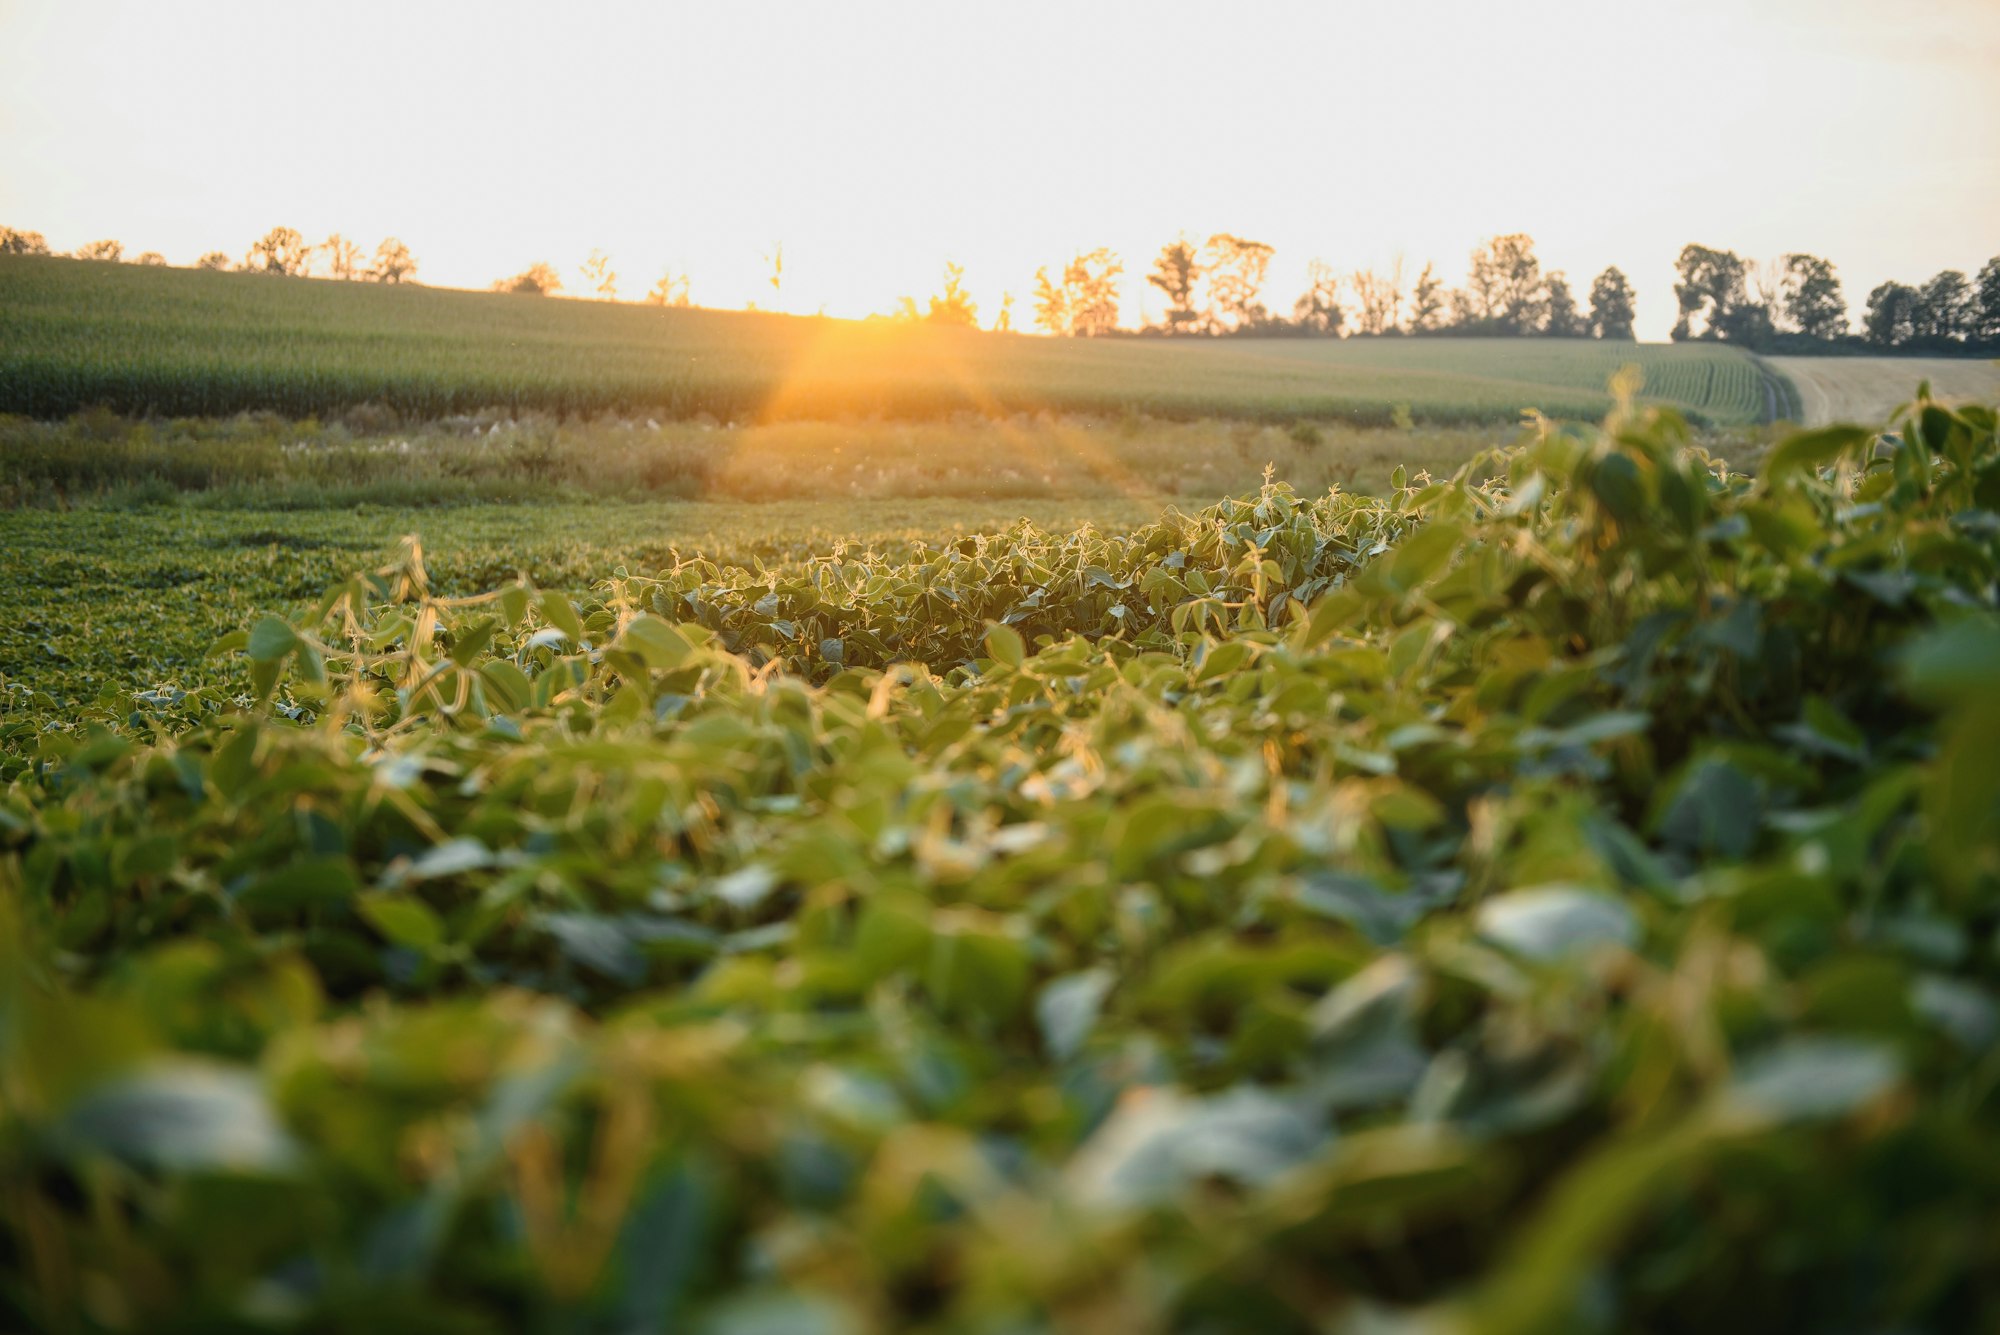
1748,258 -> 1785,321
992,292 -> 1015,333
1780,254 -> 1846,340
1497,246 -> 1548,331
580,249 -> 618,300
496,262 -> 562,296
1,227 -> 52,256
1032,269 -> 1066,335
75,239 -> 124,262
1588,267 -> 1636,339
1672,244 -> 1748,341
1147,238 -> 1203,334
1292,259 -> 1343,335
1203,234 -> 1274,331
1349,267 -> 1398,336
1976,256 -> 2000,342
196,251 -> 232,271
1070,250 -> 1123,335
1863,281 -> 1917,347
1407,262 -> 1445,333
321,234 -> 365,280
369,238 -> 417,283
133,251 -> 167,266
244,227 -> 309,276
926,262 -> 979,327
1714,300 -> 1775,347
1033,248 -> 1121,336
1466,234 -> 1547,333
1462,247 -> 1502,324
645,269 -> 691,307
1913,270 -> 1973,340
1542,273 -> 1582,336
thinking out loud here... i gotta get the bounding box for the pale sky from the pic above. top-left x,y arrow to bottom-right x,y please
2,0 -> 1996,339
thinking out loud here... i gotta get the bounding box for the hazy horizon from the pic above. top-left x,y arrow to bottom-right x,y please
3,0 -> 1996,339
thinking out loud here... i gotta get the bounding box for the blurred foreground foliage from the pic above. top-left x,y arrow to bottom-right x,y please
3,387 -> 1999,1332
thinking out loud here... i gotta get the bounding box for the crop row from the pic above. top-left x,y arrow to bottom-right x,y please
1,257 -> 1767,427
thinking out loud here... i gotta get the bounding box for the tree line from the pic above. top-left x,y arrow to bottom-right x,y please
0,221 -> 691,310
1023,233 -> 1999,349
490,251 -> 694,307
1019,233 -> 1636,341
0,225 -> 417,284
1670,244 -> 2000,353
10,219 -> 1998,351
0,223 -> 1638,338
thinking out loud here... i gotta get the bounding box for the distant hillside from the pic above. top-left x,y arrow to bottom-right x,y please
1,256 -> 1776,426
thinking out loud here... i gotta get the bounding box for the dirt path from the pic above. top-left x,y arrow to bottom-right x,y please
1766,356 -> 2000,426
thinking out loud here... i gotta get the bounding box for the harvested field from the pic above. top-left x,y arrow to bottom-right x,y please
1767,354 -> 2000,425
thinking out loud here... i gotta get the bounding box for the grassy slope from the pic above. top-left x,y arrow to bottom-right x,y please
2,255 -> 1771,426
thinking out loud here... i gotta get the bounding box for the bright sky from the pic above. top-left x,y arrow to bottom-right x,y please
2,0 -> 1996,339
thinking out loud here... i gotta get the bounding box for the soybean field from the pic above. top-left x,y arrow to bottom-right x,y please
5,395 -> 1999,1332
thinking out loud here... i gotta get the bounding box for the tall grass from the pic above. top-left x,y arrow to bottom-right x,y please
0,408 -> 1571,509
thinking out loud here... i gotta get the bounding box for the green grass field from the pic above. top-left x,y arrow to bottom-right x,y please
1,408 -> 1552,510
0,255 -> 1780,427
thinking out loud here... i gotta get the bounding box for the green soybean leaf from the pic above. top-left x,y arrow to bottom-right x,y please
539,591 -> 585,643
1765,424 -> 1871,483
448,616 -> 499,666
1477,887 -> 1638,962
357,893 -> 445,951
63,1064 -> 298,1174
1720,1039 -> 1900,1124
984,622 -> 1025,668
622,616 -> 694,671
1037,968 -> 1113,1061
245,616 -> 298,663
